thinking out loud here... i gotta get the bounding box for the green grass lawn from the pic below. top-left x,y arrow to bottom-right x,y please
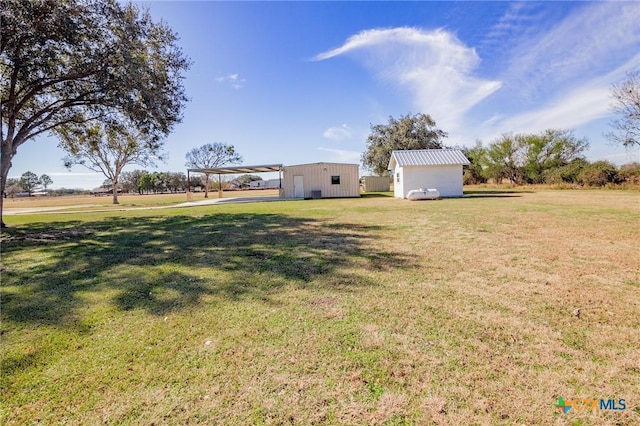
1,189 -> 639,425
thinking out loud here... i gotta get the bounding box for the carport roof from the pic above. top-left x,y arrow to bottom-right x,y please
188,164 -> 282,174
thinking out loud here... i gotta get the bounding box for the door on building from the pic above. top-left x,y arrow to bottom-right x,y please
293,175 -> 304,198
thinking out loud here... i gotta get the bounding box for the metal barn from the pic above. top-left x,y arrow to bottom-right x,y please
282,163 -> 360,199
388,149 -> 470,198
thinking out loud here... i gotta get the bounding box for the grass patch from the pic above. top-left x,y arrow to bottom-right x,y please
1,190 -> 639,424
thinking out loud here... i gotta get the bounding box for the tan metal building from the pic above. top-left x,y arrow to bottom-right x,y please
282,162 -> 360,199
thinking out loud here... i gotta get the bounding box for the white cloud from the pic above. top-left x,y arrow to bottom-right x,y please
481,2 -> 536,48
474,53 -> 640,143
216,73 -> 245,89
502,2 -> 640,98
323,124 -> 352,141
314,27 -> 501,133
317,147 -> 361,163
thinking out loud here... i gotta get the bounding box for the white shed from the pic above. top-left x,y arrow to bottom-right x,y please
388,149 -> 470,198
282,162 -> 360,199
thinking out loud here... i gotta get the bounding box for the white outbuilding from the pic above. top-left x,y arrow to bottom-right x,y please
282,162 -> 360,199
388,149 -> 470,198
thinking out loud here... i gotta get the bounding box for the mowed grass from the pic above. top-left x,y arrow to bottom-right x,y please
2,190 -> 280,213
1,189 -> 638,425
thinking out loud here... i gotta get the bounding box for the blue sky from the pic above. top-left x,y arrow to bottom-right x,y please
10,1 -> 640,189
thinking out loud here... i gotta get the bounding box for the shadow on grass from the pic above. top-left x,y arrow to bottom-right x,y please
360,192 -> 393,198
464,190 -> 533,198
1,213 -> 410,328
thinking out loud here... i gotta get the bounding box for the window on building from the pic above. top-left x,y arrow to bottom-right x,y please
396,173 -> 400,183
331,175 -> 340,185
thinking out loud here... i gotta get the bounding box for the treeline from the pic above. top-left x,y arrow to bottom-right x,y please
111,170 -> 243,194
115,171 -> 185,194
462,129 -> 639,187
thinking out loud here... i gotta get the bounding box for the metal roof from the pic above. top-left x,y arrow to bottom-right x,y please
388,149 -> 470,169
188,164 -> 282,174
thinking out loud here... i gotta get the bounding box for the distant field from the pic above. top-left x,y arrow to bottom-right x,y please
2,189 -> 280,214
1,188 -> 638,424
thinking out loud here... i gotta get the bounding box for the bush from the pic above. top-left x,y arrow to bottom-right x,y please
618,162 -> 640,185
544,159 -> 588,184
577,161 -> 620,187
463,169 -> 486,185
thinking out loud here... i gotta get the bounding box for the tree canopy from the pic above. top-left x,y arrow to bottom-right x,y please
471,129 -> 589,185
362,113 -> 447,176
19,171 -> 39,195
606,70 -> 640,148
0,0 -> 190,225
39,174 -> 53,191
58,119 -> 164,204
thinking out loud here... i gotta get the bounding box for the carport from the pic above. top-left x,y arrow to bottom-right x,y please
186,164 -> 283,200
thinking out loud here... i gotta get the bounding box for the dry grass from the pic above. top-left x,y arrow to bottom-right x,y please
1,188 -> 638,425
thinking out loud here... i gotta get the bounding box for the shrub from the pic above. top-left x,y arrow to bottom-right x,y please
618,162 -> 640,185
577,161 -> 620,187
544,159 -> 588,184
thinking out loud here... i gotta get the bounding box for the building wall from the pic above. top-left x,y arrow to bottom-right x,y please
394,165 -> 464,198
282,163 -> 360,198
362,176 -> 390,192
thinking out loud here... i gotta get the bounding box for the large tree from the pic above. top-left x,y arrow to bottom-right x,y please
58,119 -> 163,204
185,143 -> 242,198
479,129 -> 589,184
19,171 -> 39,195
362,113 -> 447,176
481,134 -> 523,184
606,70 -> 640,148
519,129 -> 589,184
0,0 -> 190,226
39,174 -> 53,191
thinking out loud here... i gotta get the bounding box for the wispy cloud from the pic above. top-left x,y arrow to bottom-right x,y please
216,73 -> 245,89
502,2 -> 640,99
314,27 -> 501,133
473,54 -> 640,144
480,2 -> 541,50
323,124 -> 352,142
317,147 -> 361,163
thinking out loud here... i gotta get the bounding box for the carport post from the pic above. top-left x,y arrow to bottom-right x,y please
218,173 -> 223,198
186,170 -> 193,201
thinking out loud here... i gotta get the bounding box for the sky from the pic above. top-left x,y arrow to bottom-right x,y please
9,0 -> 640,189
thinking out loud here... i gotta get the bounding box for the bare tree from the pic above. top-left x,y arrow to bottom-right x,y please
606,70 -> 640,148
58,119 -> 164,204
39,174 -> 53,191
185,143 -> 242,198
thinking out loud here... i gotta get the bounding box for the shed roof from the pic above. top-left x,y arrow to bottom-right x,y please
388,149 -> 470,169
285,162 -> 359,168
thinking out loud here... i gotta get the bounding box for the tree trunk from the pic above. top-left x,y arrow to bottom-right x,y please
112,189 -> 119,204
1,135 -> 15,228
